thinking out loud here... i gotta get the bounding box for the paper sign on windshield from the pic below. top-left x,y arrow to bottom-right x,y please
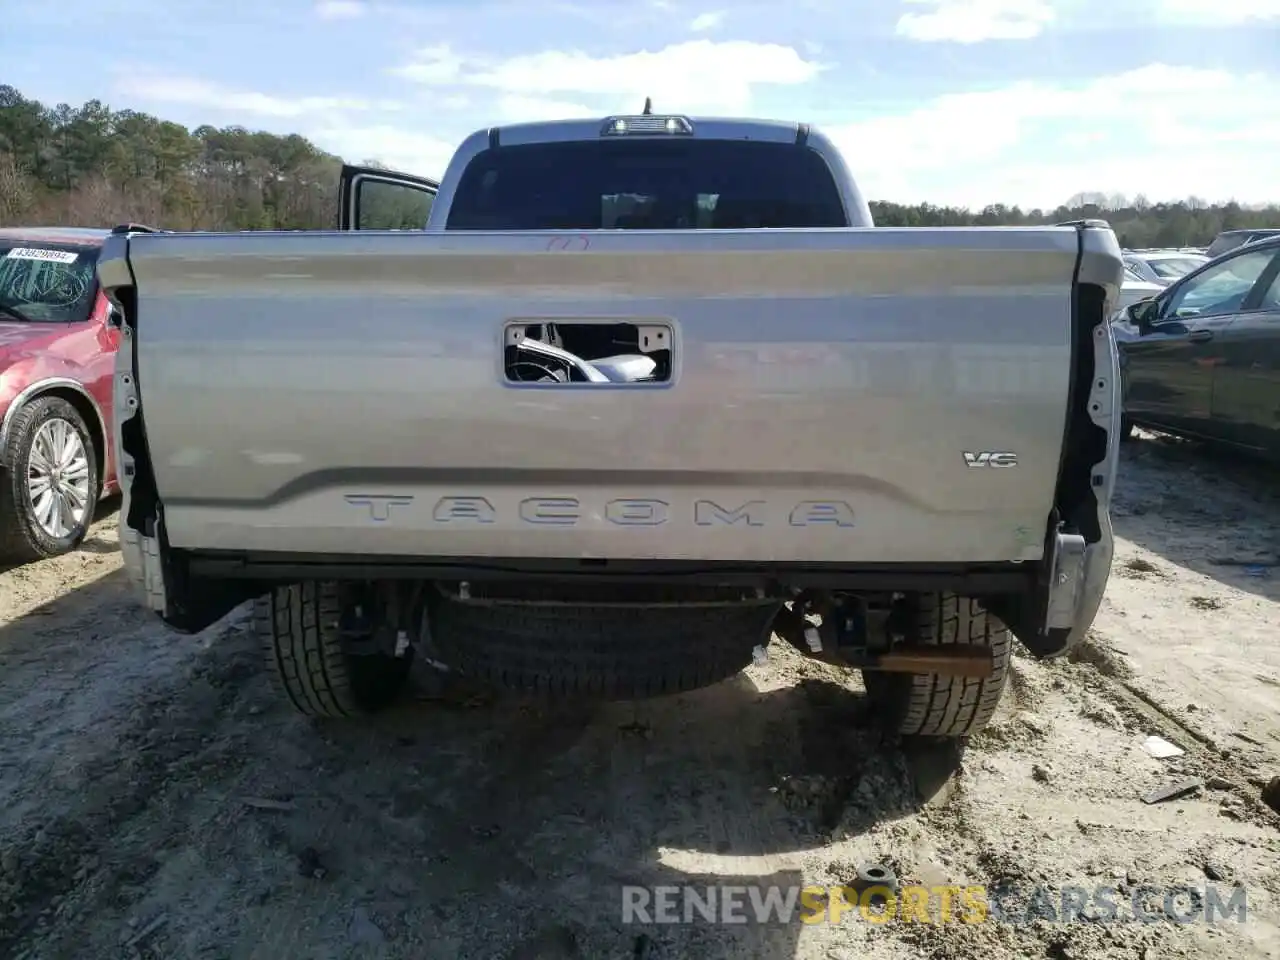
4,248 -> 79,264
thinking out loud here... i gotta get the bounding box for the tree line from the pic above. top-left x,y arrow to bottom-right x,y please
2,85 -> 1277,246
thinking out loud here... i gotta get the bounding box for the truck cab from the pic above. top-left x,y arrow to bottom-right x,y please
336,113 -> 874,233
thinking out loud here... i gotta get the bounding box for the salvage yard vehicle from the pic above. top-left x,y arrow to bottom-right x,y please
1118,265 -> 1166,314
1122,249 -> 1208,287
1205,228 -> 1280,259
1116,234 -> 1280,459
0,224 -> 157,560
99,112 -> 1125,740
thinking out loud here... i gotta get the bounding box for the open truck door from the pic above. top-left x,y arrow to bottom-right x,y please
337,163 -> 439,230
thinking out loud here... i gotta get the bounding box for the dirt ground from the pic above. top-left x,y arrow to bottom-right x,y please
1,431 -> 1278,960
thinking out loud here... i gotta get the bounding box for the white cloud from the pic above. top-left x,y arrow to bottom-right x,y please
391,44 -> 464,84
307,123 -> 457,175
1156,0 -> 1280,22
493,94 -> 597,122
103,32 -> 1277,211
896,0 -> 1055,42
826,64 -> 1280,207
391,39 -> 823,114
689,10 -> 726,31
112,73 -> 400,118
314,0 -> 366,19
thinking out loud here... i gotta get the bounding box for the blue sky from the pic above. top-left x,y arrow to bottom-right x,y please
5,0 -> 1279,208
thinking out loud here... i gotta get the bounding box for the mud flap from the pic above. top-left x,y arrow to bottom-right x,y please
120,515 -> 255,634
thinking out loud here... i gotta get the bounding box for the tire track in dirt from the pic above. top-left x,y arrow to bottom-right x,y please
1,623 -> 258,953
1071,633 -> 1280,826
1086,433 -> 1280,817
0,511 -> 258,957
882,649 -> 1280,960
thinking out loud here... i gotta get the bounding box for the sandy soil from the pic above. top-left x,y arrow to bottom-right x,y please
1,431 -> 1278,960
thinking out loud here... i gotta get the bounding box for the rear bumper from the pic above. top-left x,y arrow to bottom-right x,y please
182,550 -> 1038,592
118,516 -> 1112,659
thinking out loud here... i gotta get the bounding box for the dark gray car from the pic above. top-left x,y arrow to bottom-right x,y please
1116,235 -> 1280,458
1204,228 -> 1280,259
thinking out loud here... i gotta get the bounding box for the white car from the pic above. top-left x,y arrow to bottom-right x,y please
1123,250 -> 1208,287
1116,266 -> 1164,313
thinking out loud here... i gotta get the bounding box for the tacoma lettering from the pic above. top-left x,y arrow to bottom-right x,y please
694,499 -> 766,527
519,497 -> 579,525
788,501 -> 856,527
432,496 -> 496,523
606,499 -> 669,526
344,495 -> 857,528
343,494 -> 414,522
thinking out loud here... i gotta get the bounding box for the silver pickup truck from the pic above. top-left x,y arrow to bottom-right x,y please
98,112 -> 1124,740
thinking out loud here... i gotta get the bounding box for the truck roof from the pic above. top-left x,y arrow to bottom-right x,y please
485,115 -> 806,149
1214,228 -> 1280,238
0,226 -> 112,245
1127,249 -> 1206,260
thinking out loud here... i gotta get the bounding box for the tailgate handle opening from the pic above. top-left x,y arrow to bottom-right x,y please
503,320 -> 674,385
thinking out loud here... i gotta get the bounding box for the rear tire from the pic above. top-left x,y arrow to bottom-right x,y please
862,593 -> 1011,738
258,581 -> 413,718
0,397 -> 100,563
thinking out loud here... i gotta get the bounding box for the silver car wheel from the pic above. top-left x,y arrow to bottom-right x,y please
26,417 -> 91,539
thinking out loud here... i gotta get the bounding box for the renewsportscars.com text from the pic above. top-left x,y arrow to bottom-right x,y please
620,883 -> 1249,926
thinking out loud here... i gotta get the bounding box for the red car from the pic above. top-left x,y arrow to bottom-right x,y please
0,225 -> 150,560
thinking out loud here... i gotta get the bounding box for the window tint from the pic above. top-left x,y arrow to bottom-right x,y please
1205,234 -> 1246,258
0,243 -> 100,323
1259,268 -> 1280,311
445,139 -> 848,231
1147,257 -> 1204,280
1164,248 -> 1276,320
355,178 -> 435,229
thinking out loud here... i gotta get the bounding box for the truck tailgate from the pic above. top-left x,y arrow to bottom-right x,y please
112,227 -> 1093,564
